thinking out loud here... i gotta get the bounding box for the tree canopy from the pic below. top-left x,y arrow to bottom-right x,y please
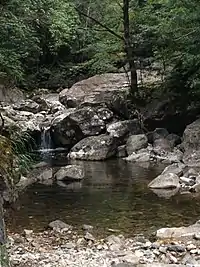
0,0 -> 200,102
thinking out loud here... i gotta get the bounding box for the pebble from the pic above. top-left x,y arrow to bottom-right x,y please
187,243 -> 197,251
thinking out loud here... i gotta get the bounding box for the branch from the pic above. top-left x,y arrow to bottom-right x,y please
75,7 -> 124,42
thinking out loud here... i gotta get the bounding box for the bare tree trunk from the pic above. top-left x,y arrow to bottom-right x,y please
123,0 -> 138,95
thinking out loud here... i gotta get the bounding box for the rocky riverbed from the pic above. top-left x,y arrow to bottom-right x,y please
7,220 -> 200,267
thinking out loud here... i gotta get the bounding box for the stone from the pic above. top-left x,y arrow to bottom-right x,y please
153,138 -> 172,152
68,134 -> 117,160
126,134 -> 148,155
13,99 -> 40,114
59,73 -> 129,112
82,224 -> 94,232
51,106 -> 105,146
179,177 -> 195,186
23,229 -> 33,236
0,86 -> 24,104
147,128 -> 169,143
161,163 -> 186,177
54,165 -> 85,181
157,221 -> 200,241
84,232 -> 95,242
38,168 -> 53,182
167,245 -> 186,253
183,168 -> 198,178
107,120 -> 141,139
166,133 -> 181,148
48,220 -> 72,232
182,119 -> 200,166
148,173 -> 180,189
125,151 -> 151,162
151,188 -> 179,199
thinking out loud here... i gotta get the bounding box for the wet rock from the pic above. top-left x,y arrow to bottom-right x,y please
68,134 -> 117,160
48,220 -> 72,232
107,120 -> 141,139
38,168 -> 53,182
156,221 -> 200,240
51,106 -> 105,146
126,134 -> 148,155
57,181 -> 82,191
125,151 -> 151,162
151,188 -> 179,199
55,165 -> 85,181
148,173 -> 180,189
161,163 -> 186,177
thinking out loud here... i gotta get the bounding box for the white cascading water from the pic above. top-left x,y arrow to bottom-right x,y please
40,127 -> 52,159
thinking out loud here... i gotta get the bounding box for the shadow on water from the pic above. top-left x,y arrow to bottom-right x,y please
6,159 -> 200,237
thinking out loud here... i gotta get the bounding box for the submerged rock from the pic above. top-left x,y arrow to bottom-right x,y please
55,165 -> 85,181
68,134 -> 117,160
148,173 -> 180,189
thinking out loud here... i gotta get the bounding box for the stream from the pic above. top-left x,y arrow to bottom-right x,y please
6,160 -> 200,237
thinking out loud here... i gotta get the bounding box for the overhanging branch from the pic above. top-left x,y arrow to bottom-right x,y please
75,7 -> 125,42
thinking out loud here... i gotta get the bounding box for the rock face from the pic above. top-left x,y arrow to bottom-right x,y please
148,173 -> 180,189
55,165 -> 85,181
68,134 -> 117,160
182,119 -> 200,166
126,134 -> 148,156
51,107 -> 107,146
59,73 -> 129,116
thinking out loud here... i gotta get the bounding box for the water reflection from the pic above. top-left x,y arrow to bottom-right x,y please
6,160 -> 200,236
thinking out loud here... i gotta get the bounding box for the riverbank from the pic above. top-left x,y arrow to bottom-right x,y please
8,223 -> 200,267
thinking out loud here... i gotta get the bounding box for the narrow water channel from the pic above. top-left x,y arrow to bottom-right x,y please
6,160 -> 200,237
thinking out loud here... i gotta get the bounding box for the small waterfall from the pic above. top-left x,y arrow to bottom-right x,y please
40,127 -> 52,159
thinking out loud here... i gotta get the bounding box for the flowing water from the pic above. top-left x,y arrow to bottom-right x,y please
6,160 -> 200,237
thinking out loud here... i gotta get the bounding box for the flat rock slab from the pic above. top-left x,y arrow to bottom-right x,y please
157,220 -> 200,241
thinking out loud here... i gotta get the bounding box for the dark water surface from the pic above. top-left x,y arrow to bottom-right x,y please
6,160 -> 200,237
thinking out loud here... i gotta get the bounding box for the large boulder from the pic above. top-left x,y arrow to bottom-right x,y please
148,173 -> 180,189
59,73 -> 130,117
126,134 -> 148,155
68,134 -> 117,160
51,107 -> 106,146
182,119 -> 200,166
55,165 -> 85,181
0,85 -> 24,104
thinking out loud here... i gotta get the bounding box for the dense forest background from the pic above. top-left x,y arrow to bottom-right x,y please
1,0 -> 200,104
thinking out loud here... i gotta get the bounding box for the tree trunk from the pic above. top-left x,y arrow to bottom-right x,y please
123,0 -> 138,95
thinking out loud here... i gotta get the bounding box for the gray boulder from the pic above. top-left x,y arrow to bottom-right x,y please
51,107 -> 105,146
107,120 -> 141,139
153,138 -> 172,152
148,173 -> 180,189
147,128 -> 169,143
59,73 -> 129,109
55,165 -> 85,181
68,134 -> 117,161
161,163 -> 186,177
126,134 -> 148,155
